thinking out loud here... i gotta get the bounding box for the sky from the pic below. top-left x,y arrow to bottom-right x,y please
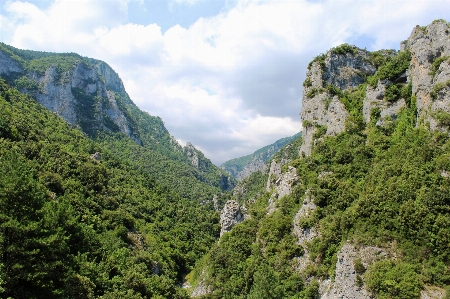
0,0 -> 449,165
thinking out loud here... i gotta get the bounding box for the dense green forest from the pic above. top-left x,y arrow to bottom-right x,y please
0,79 -> 220,298
189,43 -> 450,299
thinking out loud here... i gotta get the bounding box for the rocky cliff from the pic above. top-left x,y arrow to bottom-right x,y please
300,19 -> 450,156
0,43 -> 235,196
190,20 -> 450,299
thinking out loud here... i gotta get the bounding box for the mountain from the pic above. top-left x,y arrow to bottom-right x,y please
0,42 -> 237,298
187,19 -> 450,299
221,132 -> 302,181
0,79 -> 220,298
0,43 -> 235,203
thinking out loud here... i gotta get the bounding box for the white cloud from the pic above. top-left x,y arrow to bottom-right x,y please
1,0 -> 449,164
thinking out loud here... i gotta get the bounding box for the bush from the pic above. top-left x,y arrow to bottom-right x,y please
365,260 -> 422,299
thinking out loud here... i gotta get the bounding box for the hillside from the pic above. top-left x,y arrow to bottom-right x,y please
0,43 -> 235,203
187,19 -> 450,299
0,79 -> 220,298
221,132 -> 302,181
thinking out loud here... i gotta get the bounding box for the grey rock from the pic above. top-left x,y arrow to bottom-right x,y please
300,94 -> 349,156
90,152 -> 101,161
220,200 -> 246,236
0,51 -> 23,75
421,286 -> 446,299
235,158 -> 267,181
184,142 -> 199,168
322,48 -> 377,91
363,80 -> 407,125
191,270 -> 211,297
293,190 -> 317,246
407,20 -> 450,127
266,161 -> 299,215
320,243 -> 389,299
292,189 -> 318,273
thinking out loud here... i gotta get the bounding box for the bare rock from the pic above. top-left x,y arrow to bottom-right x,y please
0,51 -> 23,75
184,142 -> 199,168
363,80 -> 407,126
266,161 -> 299,215
407,20 -> 450,128
90,152 -> 101,162
320,243 -> 389,299
421,286 -> 446,299
322,48 -> 377,91
220,200 -> 246,236
191,270 -> 211,297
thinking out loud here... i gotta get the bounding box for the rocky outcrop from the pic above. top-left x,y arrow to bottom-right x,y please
190,270 -> 211,297
320,243 -> 389,299
322,48 -> 377,90
299,47 -> 377,156
292,189 -> 318,273
235,158 -> 267,181
300,94 -> 349,156
219,200 -> 248,236
363,79 -> 407,125
184,142 -> 199,168
406,20 -> 450,130
0,49 -> 141,142
421,286 -> 446,299
0,50 -> 23,75
266,160 -> 299,214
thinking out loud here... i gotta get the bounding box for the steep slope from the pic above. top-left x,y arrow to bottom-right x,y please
188,20 -> 450,299
0,43 -> 235,202
0,79 -> 219,298
221,132 -> 302,180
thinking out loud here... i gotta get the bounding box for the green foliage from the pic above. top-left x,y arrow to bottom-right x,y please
385,83 -> 401,102
429,56 -> 450,77
330,43 -> 358,55
365,260 -> 422,299
307,54 -> 326,71
312,125 -> 327,139
303,77 -> 312,88
431,80 -> 450,100
0,80 -> 219,298
366,50 -> 396,68
368,50 -> 411,87
432,110 -> 450,127
15,76 -> 42,92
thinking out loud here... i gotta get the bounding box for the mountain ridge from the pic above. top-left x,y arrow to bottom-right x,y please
0,42 -> 236,199
221,132 -> 302,181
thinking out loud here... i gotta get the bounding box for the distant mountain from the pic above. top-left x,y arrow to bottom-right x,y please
0,43 -> 235,201
221,132 -> 301,180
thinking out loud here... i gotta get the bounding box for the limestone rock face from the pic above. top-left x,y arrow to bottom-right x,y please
322,49 -> 377,91
292,189 -> 317,273
266,160 -> 299,214
363,79 -> 407,125
407,20 -> 450,130
0,51 -> 23,75
0,50 -> 141,142
235,158 -> 267,181
300,94 -> 349,156
299,47 -> 377,156
320,243 -> 389,299
184,142 -> 199,168
219,200 -> 247,236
